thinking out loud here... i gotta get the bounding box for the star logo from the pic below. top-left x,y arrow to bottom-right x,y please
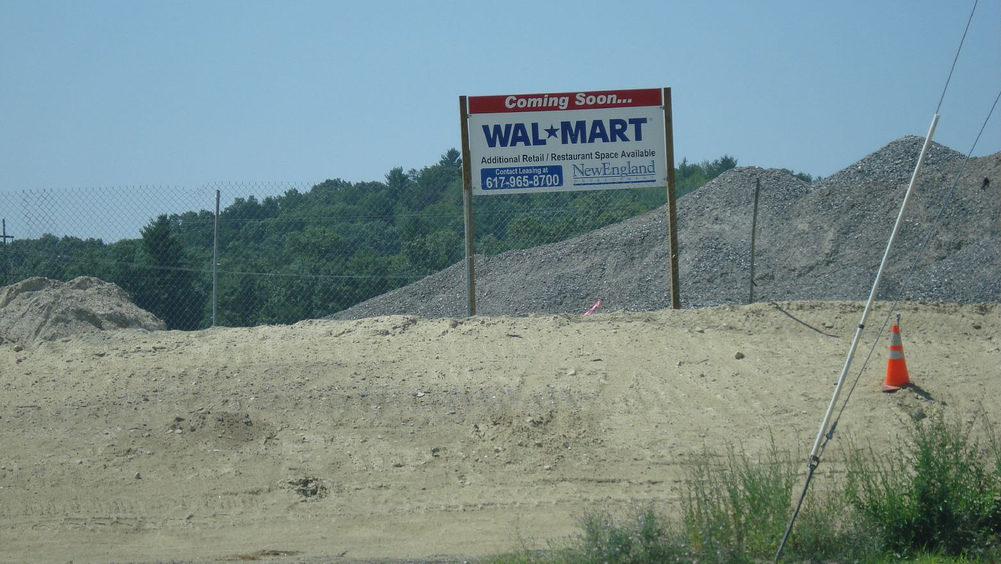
545,124 -> 558,139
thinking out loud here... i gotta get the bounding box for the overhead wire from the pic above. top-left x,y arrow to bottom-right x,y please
937,0 -> 979,114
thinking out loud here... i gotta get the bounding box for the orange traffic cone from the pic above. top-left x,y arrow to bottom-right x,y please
882,323 -> 911,392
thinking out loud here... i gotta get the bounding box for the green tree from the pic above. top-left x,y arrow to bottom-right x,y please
403,229 -> 462,273
705,154 -> 738,178
385,166 -> 412,197
134,215 -> 202,330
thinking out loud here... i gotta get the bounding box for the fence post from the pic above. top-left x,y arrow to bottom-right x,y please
1,219 -> 13,286
749,178 -> 760,303
212,190 -> 220,327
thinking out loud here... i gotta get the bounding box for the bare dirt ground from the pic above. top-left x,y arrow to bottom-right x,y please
1,300 -> 998,563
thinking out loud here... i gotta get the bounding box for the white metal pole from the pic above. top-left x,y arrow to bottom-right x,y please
776,114 -> 941,563
808,113 -> 939,462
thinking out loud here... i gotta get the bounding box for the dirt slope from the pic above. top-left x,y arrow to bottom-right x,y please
1,301 -> 998,563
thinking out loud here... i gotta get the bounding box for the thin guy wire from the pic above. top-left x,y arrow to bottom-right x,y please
937,0 -> 978,113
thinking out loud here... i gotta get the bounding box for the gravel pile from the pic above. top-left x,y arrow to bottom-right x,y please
334,136 -> 1000,319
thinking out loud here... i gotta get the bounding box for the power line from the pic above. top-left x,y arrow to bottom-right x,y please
936,0 -> 979,114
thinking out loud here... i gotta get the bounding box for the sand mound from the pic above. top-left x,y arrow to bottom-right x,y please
0,276 -> 165,346
1,301 -> 998,562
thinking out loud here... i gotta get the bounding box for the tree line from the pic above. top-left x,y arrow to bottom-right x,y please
0,150 -> 741,329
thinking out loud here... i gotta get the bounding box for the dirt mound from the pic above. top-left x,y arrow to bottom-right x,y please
2,301 -> 998,563
0,276 -> 165,346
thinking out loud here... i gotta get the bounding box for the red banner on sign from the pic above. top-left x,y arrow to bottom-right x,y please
468,88 -> 662,114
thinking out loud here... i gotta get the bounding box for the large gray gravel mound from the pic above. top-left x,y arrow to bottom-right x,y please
334,136 -> 1000,319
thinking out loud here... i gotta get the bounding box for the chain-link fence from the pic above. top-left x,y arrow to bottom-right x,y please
1,163 -> 667,329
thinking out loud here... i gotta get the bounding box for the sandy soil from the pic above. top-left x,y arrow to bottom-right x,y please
1,301 -> 998,563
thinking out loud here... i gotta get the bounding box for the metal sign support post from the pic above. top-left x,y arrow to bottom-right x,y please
459,96 -> 477,316
663,88 -> 681,309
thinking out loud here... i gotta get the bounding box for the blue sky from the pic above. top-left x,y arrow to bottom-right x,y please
1,0 -> 998,191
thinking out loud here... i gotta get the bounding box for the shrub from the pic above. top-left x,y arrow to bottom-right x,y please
571,504 -> 684,563
845,413 -> 1001,558
680,441 -> 795,562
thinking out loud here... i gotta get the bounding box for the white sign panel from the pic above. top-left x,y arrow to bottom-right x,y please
466,88 -> 666,195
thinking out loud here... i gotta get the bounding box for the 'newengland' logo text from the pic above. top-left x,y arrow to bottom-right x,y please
571,160 -> 657,186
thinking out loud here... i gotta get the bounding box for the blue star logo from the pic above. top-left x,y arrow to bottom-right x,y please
545,124 -> 558,138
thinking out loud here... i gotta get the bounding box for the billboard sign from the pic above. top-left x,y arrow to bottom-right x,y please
465,88 -> 666,195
